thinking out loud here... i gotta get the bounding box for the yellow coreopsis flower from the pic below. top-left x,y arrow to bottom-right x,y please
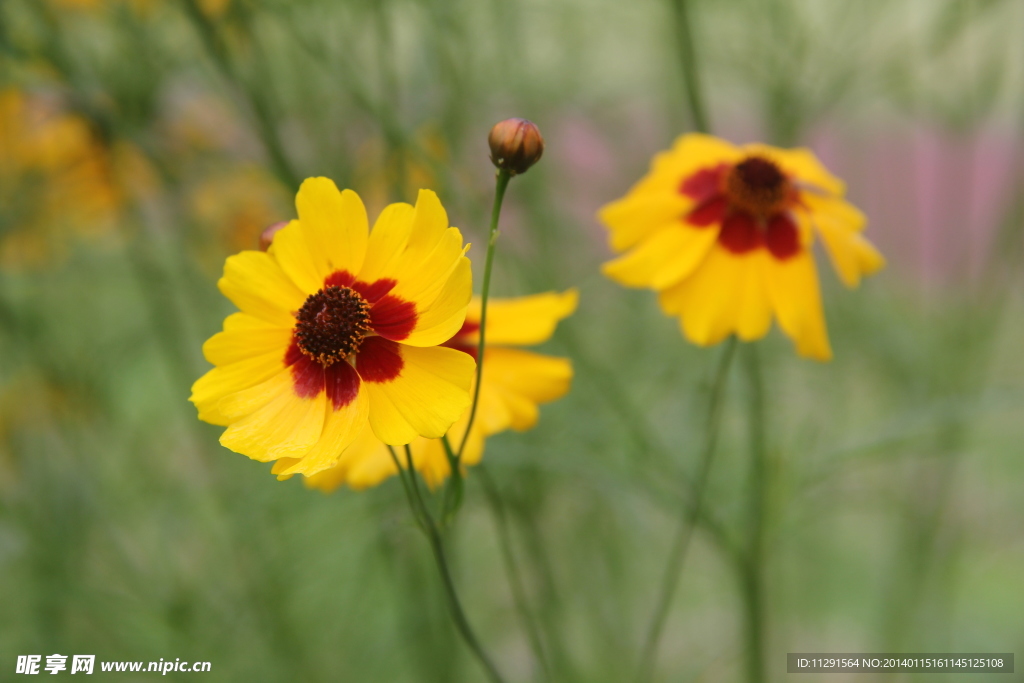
190,179 -> 476,476
273,290 -> 578,491
599,134 -> 885,360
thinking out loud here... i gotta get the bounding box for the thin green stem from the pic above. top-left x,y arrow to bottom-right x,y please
741,344 -> 767,683
457,169 -> 512,459
635,337 -> 738,683
478,465 -> 552,681
395,446 -> 507,683
669,0 -> 710,133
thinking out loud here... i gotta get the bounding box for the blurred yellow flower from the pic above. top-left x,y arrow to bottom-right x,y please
599,134 -> 885,361
189,166 -> 289,258
274,289 -> 577,491
0,89 -> 125,267
190,179 -> 475,475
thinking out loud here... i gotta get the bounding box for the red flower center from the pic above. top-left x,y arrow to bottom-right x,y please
679,155 -> 801,260
294,285 -> 371,366
724,156 -> 790,217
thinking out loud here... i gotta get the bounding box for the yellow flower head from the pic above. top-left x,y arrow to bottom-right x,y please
599,134 -> 885,360
190,179 -> 476,477
274,289 -> 578,491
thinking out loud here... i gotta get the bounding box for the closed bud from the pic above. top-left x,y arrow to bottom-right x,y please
259,221 -> 288,251
488,118 -> 544,176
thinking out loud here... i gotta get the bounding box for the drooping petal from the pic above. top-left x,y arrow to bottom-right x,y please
217,251 -> 305,327
603,223 -> 720,290
763,249 -> 833,361
358,341 -> 474,445
272,177 -> 368,292
481,348 -> 573,431
659,245 -> 772,346
461,289 -> 579,347
800,194 -> 885,287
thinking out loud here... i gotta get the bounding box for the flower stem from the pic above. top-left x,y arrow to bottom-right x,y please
390,446 -> 507,683
669,0 -> 710,134
636,336 -> 737,683
741,344 -> 768,683
457,168 -> 512,460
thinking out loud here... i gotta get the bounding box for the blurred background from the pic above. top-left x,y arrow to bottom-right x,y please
1,0 -> 1023,681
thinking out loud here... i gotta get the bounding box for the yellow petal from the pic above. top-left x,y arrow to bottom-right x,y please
801,194 -> 885,288
220,383 -> 327,462
340,430 -> 403,491
218,251 -> 306,327
463,289 -> 579,346
364,345 -> 475,444
276,387 -> 370,477
356,202 -> 415,283
635,133 -> 741,196
599,195 -> 690,252
203,313 -> 291,366
190,350 -> 285,426
389,228 -> 468,310
602,224 -> 719,290
482,348 -> 573,431
763,250 -> 833,361
276,177 -> 368,291
398,254 -> 472,347
658,245 -> 749,346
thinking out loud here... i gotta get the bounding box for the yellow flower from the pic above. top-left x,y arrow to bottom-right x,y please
599,134 -> 885,360
274,290 -> 578,491
190,179 -> 476,476
0,89 -> 122,266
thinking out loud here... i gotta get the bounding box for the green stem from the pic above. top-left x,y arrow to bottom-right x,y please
457,168 -> 512,459
393,446 -> 507,683
669,0 -> 710,133
478,465 -> 552,680
636,337 -> 737,683
741,344 -> 767,683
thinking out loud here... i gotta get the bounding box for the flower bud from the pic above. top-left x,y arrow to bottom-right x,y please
259,221 -> 288,251
488,118 -> 544,176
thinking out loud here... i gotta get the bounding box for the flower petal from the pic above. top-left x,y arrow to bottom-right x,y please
395,253 -> 472,347
603,223 -> 720,290
274,177 -> 369,292
360,343 -> 474,445
275,386 -> 369,477
356,202 -> 415,284
801,194 -> 885,288
190,350 -> 285,426
203,313 -> 291,366
599,195 -> 691,252
218,251 -> 305,326
481,348 -> 573,431
462,289 -> 579,346
219,379 -> 327,462
658,245 -> 772,345
763,249 -> 833,361
744,144 -> 846,196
